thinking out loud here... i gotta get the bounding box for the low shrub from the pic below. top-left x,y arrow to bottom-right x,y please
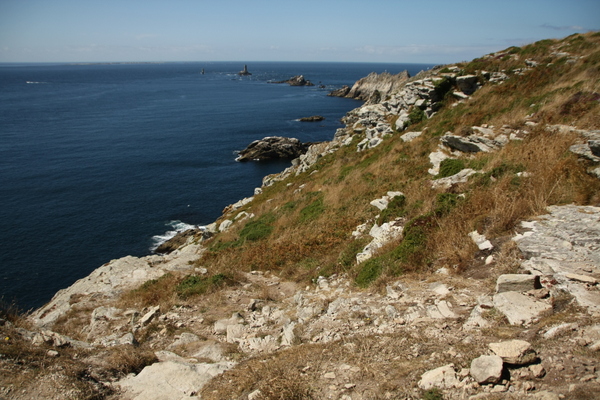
435,193 -> 461,216
239,212 -> 276,242
355,258 -> 383,288
377,194 -> 407,225
437,158 -> 466,178
408,106 -> 426,126
176,273 -> 229,299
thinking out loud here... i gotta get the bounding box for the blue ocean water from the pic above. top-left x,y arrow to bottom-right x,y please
0,61 -> 434,310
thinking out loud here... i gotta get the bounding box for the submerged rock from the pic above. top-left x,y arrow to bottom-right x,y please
299,115 -> 325,122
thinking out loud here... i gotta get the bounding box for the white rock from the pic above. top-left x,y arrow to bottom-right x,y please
117,361 -> 234,400
470,355 -> 503,384
489,339 -> 537,365
468,231 -> 494,251
431,169 -> 477,189
428,150 -> 449,176
401,131 -> 422,142
493,291 -> 551,325
418,364 -> 459,390
218,219 -> 233,232
139,306 -> 160,326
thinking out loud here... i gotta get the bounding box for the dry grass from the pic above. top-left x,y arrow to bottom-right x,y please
200,327 -> 495,400
121,31 -> 600,306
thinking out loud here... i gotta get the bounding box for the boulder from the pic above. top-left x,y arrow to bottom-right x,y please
440,134 -> 500,153
117,360 -> 234,400
496,274 -> 542,293
470,355 -> 504,384
431,168 -> 477,189
154,228 -> 209,254
236,137 -> 309,161
489,339 -> 538,365
493,291 -> 551,325
418,364 -> 459,390
456,75 -> 479,95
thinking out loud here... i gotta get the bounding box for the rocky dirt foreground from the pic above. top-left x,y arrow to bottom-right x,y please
2,202 -> 597,400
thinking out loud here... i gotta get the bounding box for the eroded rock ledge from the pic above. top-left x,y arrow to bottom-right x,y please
236,136 -> 312,162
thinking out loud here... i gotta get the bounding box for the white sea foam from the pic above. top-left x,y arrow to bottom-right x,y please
150,220 -> 200,252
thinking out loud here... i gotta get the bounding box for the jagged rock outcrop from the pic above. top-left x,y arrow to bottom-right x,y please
327,85 -> 350,97
270,75 -> 314,86
331,71 -> 411,102
236,136 -> 310,161
154,227 -> 211,254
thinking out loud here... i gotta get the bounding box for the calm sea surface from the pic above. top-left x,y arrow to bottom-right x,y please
0,61 -> 434,310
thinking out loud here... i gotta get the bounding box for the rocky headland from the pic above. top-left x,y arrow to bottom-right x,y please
329,70 -> 411,103
2,32 -> 600,400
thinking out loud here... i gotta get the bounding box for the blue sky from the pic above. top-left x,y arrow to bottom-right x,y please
0,0 -> 598,64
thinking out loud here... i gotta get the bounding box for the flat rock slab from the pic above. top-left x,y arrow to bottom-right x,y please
418,364 -> 459,390
496,274 -> 541,293
514,205 -> 600,316
489,339 -> 537,365
493,291 -> 551,325
118,361 -> 234,400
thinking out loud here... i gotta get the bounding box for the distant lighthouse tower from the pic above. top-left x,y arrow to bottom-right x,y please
238,64 -> 252,76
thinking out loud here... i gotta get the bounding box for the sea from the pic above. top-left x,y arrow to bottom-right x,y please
0,61 -> 435,311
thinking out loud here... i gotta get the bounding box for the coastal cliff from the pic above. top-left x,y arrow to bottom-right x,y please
3,32 -> 600,400
329,70 -> 411,103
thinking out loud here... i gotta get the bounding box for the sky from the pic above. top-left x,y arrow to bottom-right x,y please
0,0 -> 598,64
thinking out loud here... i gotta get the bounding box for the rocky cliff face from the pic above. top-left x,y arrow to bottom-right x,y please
330,70 -> 411,103
3,33 -> 600,400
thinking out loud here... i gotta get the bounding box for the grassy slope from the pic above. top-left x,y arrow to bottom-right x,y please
184,31 -> 600,295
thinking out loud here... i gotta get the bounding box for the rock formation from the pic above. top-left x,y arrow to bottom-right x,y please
330,71 -> 411,102
299,115 -> 325,122
270,75 -> 314,86
235,136 -> 310,161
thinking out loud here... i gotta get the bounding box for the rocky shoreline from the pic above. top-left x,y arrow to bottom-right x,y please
4,33 -> 600,400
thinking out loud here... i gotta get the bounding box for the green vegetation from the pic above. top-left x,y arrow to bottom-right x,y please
435,193 -> 461,216
422,387 -> 444,400
437,158 -> 466,178
407,106 -> 426,126
299,192 -> 325,223
377,194 -> 407,225
355,258 -> 383,288
238,212 -> 276,242
176,273 -> 228,299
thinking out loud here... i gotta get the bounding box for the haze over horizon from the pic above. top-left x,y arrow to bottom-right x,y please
1,0 -> 599,65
